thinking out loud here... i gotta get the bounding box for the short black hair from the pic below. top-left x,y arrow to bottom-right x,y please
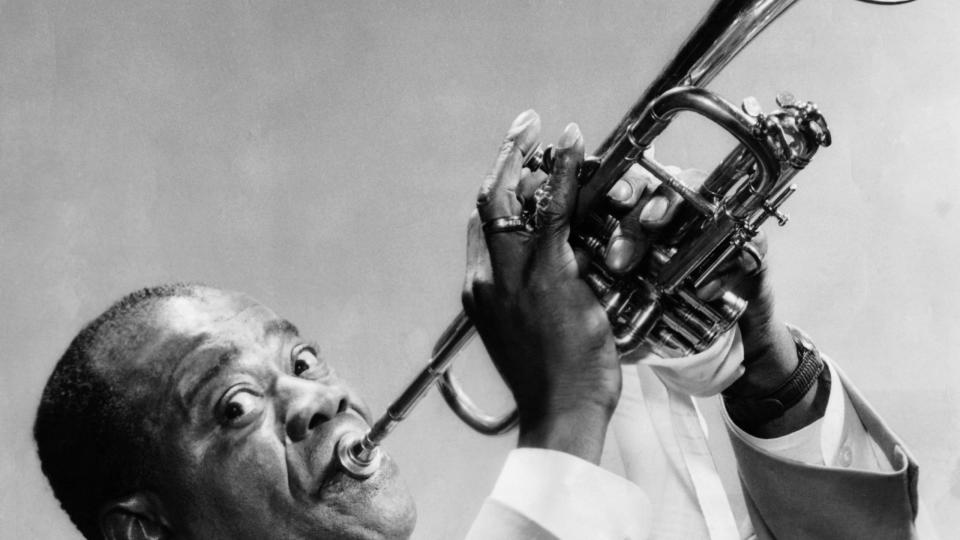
34,283 -> 205,539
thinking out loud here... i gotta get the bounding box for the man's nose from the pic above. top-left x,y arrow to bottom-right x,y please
280,376 -> 350,442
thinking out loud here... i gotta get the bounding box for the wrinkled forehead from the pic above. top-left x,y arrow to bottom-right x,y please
100,290 -> 289,391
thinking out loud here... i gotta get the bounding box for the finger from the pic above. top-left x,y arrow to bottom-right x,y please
695,232 -> 769,302
700,230 -> 770,281
604,222 -> 648,275
535,122 -> 583,233
637,185 -> 682,229
604,169 -> 691,274
638,169 -> 703,229
606,163 -> 658,211
605,178 -> 663,274
517,168 -> 547,211
696,273 -> 731,302
476,109 -> 542,223
696,264 -> 767,303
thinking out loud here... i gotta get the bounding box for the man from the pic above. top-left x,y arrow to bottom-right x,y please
34,111 -> 924,539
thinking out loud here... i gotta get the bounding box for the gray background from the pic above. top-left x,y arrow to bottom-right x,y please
2,0 -> 958,538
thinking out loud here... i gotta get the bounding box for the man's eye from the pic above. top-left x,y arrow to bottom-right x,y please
218,390 -> 262,427
291,344 -> 321,376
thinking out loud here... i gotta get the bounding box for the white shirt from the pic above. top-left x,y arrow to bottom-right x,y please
467,328 -> 899,539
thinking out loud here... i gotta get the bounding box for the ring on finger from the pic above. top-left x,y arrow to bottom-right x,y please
482,216 -> 530,235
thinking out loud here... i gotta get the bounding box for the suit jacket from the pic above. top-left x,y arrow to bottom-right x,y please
733,364 -> 918,540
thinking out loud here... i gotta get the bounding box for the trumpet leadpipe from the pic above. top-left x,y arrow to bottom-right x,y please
337,311 -> 476,478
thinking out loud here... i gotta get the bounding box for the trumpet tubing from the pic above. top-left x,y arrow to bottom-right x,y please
338,0 -> 832,477
561,88 -> 829,356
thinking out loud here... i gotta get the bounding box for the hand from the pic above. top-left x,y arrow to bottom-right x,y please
605,166 -> 820,435
604,165 -> 780,363
462,110 -> 620,464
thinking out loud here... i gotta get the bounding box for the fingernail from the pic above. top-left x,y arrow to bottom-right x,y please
608,180 -> 634,202
696,279 -> 723,301
606,237 -> 635,271
557,122 -> 582,149
639,195 -> 668,224
507,109 -> 537,139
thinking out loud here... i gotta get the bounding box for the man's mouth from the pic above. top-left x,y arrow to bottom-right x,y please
294,412 -> 383,499
315,444 -> 395,501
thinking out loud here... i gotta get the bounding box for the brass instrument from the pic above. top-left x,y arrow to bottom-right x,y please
337,0 -> 832,478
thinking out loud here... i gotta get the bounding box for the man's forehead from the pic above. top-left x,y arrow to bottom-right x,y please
105,290 -> 301,404
103,290 -> 295,381
158,291 -> 280,335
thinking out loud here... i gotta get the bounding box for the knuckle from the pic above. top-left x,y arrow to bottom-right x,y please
497,137 -> 518,163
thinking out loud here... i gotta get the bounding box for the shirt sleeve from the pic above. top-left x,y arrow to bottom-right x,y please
724,356 -> 893,471
464,448 -> 651,540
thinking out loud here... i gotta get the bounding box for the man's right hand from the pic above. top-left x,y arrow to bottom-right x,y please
462,110 -> 620,465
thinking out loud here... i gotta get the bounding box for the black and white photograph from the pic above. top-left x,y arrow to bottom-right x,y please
1,0 -> 954,538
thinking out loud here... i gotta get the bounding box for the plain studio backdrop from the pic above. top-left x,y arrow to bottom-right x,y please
1,0 -> 958,538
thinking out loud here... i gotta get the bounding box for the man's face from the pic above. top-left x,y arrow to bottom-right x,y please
104,289 -> 416,539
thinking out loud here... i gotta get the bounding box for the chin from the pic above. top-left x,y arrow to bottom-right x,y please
357,459 -> 417,540
319,456 -> 418,540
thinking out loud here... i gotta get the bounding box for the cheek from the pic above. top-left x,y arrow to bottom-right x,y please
186,424 -> 293,535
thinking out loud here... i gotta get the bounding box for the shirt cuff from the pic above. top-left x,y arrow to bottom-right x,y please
641,328 -> 745,397
724,357 -> 892,470
488,448 -> 651,540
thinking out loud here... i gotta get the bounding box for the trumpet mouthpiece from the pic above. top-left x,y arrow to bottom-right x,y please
336,430 -> 382,479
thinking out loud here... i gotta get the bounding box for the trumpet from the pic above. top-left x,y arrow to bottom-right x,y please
337,0 -> 831,478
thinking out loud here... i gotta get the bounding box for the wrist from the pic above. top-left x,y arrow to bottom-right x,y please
517,399 -> 614,465
723,324 -> 827,436
725,318 -> 797,397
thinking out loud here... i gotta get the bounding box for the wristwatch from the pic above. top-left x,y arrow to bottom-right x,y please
722,325 -> 825,425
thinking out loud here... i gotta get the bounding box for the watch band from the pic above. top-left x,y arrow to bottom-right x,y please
723,325 -> 825,425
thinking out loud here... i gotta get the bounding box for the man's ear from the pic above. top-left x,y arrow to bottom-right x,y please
99,492 -> 173,540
